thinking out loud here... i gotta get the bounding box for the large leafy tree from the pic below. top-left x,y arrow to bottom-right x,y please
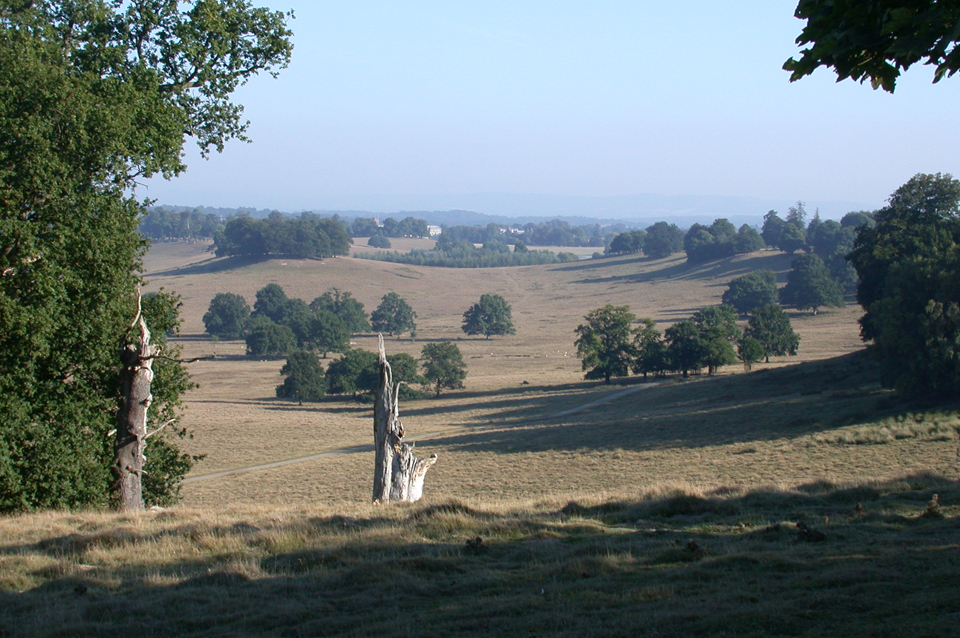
203,292 -> 250,339
0,1 -> 291,512
371,292 -> 418,338
744,304 -> 800,363
692,305 -> 741,375
462,293 -> 516,339
848,173 -> 960,395
311,289 -> 371,334
780,254 -> 844,314
643,222 -> 684,259
722,270 -> 780,315
420,342 -> 467,397
785,0 -> 960,92
574,305 -> 638,384
276,350 -> 326,404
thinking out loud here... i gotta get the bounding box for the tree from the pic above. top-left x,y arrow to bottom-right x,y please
778,222 -> 807,254
245,318 -> 297,358
744,304 -> 801,363
251,283 -> 289,323
738,337 -> 766,371
848,173 -> 960,396
276,350 -> 327,403
325,349 -> 380,396
780,254 -> 844,314
368,234 -> 391,249
0,1 -> 291,513
372,337 -> 437,503
462,293 -> 516,339
420,342 -> 467,397
644,222 -> 685,258
692,305 -> 741,375
308,310 -> 350,358
631,318 -> 666,378
607,230 -> 645,255
762,210 -> 786,248
311,288 -> 371,334
722,270 -> 780,315
371,292 -> 417,338
203,293 -> 250,340
574,305 -> 638,383
734,224 -> 765,254
784,0 -> 960,92
664,319 -> 705,378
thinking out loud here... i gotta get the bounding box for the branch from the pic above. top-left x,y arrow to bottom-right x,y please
145,419 -> 178,440
148,353 -> 216,364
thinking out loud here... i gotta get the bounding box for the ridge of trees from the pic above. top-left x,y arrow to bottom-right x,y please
575,303 -> 799,383
213,213 -> 352,259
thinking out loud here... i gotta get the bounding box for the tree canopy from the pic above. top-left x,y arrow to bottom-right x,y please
203,293 -> 250,340
780,254 -> 844,314
371,292 -> 417,338
785,0 -> 960,92
420,342 -> 467,397
574,305 -> 639,383
848,173 -> 960,395
462,294 -> 516,339
744,304 -> 800,363
0,0 -> 292,512
722,270 -> 780,315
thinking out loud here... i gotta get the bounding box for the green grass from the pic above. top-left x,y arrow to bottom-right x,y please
2,474 -> 959,637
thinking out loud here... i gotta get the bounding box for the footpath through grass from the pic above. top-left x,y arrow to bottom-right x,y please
2,474 -> 959,637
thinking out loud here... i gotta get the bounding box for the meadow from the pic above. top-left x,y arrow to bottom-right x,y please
2,240 -> 958,636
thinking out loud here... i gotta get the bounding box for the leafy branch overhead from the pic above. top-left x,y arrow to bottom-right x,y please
785,0 -> 960,91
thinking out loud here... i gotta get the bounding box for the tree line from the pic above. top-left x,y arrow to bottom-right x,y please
575,302 -> 800,383
213,212 -> 352,259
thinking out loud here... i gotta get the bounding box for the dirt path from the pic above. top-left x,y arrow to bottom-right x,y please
182,382 -> 661,484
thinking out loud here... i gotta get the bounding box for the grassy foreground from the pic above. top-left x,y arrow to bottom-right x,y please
2,475 -> 959,637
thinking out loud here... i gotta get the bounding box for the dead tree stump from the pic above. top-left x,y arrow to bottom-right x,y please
114,300 -> 157,511
373,335 -> 437,503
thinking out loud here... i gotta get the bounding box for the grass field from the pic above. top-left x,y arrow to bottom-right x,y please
3,240 -> 958,636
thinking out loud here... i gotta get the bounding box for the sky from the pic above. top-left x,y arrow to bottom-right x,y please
142,1 -> 960,220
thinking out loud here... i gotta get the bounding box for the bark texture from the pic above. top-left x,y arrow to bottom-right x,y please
372,335 -> 437,503
114,303 -> 157,511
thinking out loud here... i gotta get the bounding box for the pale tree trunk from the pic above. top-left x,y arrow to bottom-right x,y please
114,295 -> 158,512
372,334 -> 437,503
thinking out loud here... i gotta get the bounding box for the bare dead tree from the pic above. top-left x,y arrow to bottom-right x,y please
373,334 -> 437,503
113,290 -> 214,511
113,293 -> 157,511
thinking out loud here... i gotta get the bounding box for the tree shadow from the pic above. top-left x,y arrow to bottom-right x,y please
2,474 -> 957,636
145,254 -> 270,277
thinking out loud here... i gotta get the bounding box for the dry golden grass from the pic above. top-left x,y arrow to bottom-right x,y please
134,241 -> 954,514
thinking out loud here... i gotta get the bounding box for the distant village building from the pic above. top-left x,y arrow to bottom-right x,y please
427,224 -> 442,237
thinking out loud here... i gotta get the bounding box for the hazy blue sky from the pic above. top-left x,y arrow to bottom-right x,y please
142,1 -> 960,218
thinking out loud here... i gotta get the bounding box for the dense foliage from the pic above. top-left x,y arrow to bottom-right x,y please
643,222 -> 685,259
574,306 -> 639,383
276,350 -> 327,403
0,0 -> 291,512
371,293 -> 418,338
744,304 -> 800,363
780,254 -> 844,314
420,342 -> 468,396
462,294 -> 516,339
140,207 -> 224,241
785,0 -> 960,92
214,213 -> 352,259
203,293 -> 251,340
722,270 -> 779,315
849,173 -> 960,396
684,219 -> 764,263
310,289 -> 371,334
355,243 -> 563,268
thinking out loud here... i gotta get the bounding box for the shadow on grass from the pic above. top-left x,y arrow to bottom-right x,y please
3,474 -> 959,637
398,352 -> 951,455
571,252 -> 796,286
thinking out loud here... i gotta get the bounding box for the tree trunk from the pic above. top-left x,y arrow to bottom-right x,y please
372,334 -> 437,503
114,299 -> 158,512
